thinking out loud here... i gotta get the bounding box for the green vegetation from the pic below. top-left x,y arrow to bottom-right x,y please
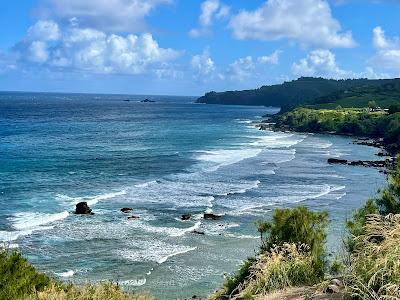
305,80 -> 400,109
0,251 -> 50,300
211,207 -> 330,299
273,108 -> 400,152
197,77 -> 400,108
0,248 -> 152,300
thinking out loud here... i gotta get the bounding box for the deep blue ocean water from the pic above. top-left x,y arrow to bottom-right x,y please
0,92 -> 386,299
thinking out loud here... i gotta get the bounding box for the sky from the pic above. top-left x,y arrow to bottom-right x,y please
0,0 -> 399,96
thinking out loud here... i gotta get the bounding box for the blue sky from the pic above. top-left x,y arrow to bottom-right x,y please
0,0 -> 399,96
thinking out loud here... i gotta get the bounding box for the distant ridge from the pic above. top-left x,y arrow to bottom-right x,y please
196,77 -> 399,108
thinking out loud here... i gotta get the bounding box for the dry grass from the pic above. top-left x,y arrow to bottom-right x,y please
346,214 -> 400,299
26,282 -> 154,300
211,243 -> 322,300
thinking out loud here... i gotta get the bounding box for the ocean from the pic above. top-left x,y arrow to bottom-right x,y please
0,92 -> 386,299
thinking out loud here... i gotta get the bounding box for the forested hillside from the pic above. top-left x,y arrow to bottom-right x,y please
196,77 -> 399,108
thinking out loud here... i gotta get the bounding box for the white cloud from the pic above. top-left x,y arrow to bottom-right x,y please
257,50 -> 282,64
37,0 -> 171,32
229,56 -> 255,81
191,49 -> 216,77
228,51 -> 281,81
229,0 -> 356,48
370,26 -> 400,71
27,20 -> 60,41
15,20 -> 180,74
189,0 -> 230,38
292,49 -> 348,78
292,49 -> 390,79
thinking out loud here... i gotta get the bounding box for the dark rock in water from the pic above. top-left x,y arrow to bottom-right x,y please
140,99 -> 155,103
204,213 -> 221,220
75,202 -> 93,215
123,99 -> 130,102
328,158 -> 348,164
121,207 -> 133,213
181,214 -> 192,221
127,215 -> 140,220
192,230 -> 205,235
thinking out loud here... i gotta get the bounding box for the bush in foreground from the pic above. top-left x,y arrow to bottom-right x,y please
0,248 -> 152,300
27,283 -> 153,300
211,207 -> 329,299
0,250 -> 50,300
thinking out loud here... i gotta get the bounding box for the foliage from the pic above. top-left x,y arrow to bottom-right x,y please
0,248 -> 152,300
0,250 -> 50,300
197,77 -> 396,107
212,207 -> 329,299
27,282 -> 153,300
273,108 -> 400,152
211,258 -> 255,300
257,207 -> 329,255
211,244 -> 324,299
346,214 -> 400,299
375,156 -> 400,215
345,199 -> 379,252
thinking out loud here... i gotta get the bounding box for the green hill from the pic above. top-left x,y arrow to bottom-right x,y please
305,79 -> 400,109
196,77 -> 399,108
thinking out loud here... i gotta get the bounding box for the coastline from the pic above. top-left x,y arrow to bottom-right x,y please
256,119 -> 396,174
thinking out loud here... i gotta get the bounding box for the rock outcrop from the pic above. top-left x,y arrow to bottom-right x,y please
75,202 -> 93,215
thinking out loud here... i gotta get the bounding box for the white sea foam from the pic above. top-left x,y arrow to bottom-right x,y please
250,134 -> 305,148
117,241 -> 197,264
157,247 -> 197,264
134,180 -> 158,188
195,148 -> 263,170
55,270 -> 74,278
0,226 -> 54,242
225,233 -> 259,239
119,278 -> 147,286
0,242 -> 19,249
0,211 -> 68,242
11,211 -> 69,230
139,221 -> 201,237
57,190 -> 127,206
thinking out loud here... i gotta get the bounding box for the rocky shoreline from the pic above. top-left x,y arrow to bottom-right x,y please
255,120 -> 396,173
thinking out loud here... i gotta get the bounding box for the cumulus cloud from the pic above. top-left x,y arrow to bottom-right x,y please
292,49 -> 389,79
228,51 -> 281,81
229,0 -> 356,48
258,50 -> 282,64
229,56 -> 255,81
37,0 -> 171,32
14,20 -> 180,75
370,26 -> 400,71
191,49 -> 216,78
292,49 -> 353,78
189,0 -> 230,37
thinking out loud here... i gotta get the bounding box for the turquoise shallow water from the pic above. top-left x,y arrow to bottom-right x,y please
0,92 -> 386,299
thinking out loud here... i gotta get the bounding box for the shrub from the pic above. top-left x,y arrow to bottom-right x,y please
0,250 -> 50,299
211,207 -> 330,299
0,248 -> 153,300
27,282 -> 153,300
212,244 -> 324,299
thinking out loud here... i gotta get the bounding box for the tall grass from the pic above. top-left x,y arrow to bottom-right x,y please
210,207 -> 329,299
346,214 -> 400,299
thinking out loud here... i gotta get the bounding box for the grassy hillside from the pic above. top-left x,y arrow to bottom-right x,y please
196,77 -> 399,107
